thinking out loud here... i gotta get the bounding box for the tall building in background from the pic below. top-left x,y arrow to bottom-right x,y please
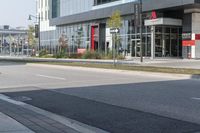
39,0 -> 200,59
36,0 -> 56,53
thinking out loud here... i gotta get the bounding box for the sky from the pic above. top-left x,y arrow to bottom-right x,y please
0,0 -> 36,28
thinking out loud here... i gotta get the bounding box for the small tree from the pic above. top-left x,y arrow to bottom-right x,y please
27,25 -> 37,56
58,34 -> 68,57
28,25 -> 37,48
107,10 -> 122,65
107,10 -> 122,29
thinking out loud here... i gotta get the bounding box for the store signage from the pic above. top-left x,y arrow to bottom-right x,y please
151,11 -> 157,20
134,3 -> 140,27
182,33 -> 191,40
77,48 -> 86,54
110,28 -> 120,34
195,34 -> 200,40
182,40 -> 195,46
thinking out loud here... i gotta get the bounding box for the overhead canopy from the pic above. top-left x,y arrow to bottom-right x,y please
144,18 -> 182,26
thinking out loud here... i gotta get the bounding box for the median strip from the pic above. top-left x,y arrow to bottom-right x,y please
34,62 -> 200,76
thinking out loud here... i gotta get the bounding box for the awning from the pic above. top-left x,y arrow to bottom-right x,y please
144,18 -> 182,26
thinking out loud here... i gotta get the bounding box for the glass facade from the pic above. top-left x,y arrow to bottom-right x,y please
40,15 -> 183,58
60,0 -> 93,17
42,0 -> 184,58
40,15 -> 153,57
154,26 -> 182,57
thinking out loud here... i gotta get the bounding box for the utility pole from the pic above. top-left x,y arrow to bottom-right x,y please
110,28 -> 120,67
38,13 -> 41,52
28,14 -> 41,53
139,0 -> 143,63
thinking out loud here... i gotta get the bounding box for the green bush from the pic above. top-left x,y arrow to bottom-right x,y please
53,49 -> 67,58
69,53 -> 82,59
116,54 -> 125,60
102,51 -> 125,60
103,51 -> 113,59
81,51 -> 102,59
40,54 -> 54,58
39,49 -> 49,57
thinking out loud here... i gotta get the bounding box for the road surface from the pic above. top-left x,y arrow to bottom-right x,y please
1,61 -> 200,133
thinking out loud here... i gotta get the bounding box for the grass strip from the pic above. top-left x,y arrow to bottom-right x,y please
34,62 -> 200,75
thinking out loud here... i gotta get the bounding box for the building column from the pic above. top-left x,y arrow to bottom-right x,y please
192,12 -> 200,58
151,26 -> 155,59
183,8 -> 200,59
0,34 -> 2,54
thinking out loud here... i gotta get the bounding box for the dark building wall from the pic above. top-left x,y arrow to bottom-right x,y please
182,14 -> 192,32
143,0 -> 195,12
99,23 -> 106,52
50,0 -> 200,26
50,2 -> 135,26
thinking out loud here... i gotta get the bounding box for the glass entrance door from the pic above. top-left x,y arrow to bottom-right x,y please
155,27 -> 162,57
131,39 -> 141,57
155,26 -> 181,57
170,28 -> 178,57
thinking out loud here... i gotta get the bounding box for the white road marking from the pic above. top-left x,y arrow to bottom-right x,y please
0,94 -> 25,105
36,74 -> 66,80
191,97 -> 200,100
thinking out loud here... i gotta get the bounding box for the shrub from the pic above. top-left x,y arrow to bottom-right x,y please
39,49 -> 49,57
116,54 -> 125,60
53,49 -> 67,58
68,53 -> 82,59
102,51 -> 125,60
81,51 -> 102,59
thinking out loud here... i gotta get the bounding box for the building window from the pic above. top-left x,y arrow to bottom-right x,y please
94,0 -> 119,6
41,0 -> 43,8
45,0 -> 48,7
41,11 -> 43,21
38,0 -> 40,9
45,10 -> 48,21
52,0 -> 60,18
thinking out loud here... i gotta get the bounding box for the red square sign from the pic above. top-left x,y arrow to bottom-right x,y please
195,34 -> 200,40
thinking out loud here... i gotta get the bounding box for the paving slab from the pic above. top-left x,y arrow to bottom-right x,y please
0,112 -> 34,133
0,98 -> 81,133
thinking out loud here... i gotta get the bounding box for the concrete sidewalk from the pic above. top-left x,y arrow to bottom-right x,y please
0,112 -> 34,133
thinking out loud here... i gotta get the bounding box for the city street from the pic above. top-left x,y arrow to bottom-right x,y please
1,61 -> 200,133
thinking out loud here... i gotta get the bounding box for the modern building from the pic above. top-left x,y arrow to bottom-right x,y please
36,0 -> 56,54
40,0 -> 200,59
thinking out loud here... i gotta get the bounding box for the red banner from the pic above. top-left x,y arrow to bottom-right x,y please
182,40 -> 195,46
91,26 -> 95,50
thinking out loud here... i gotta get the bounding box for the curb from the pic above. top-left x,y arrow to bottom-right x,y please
0,94 -> 109,133
0,56 -> 129,64
191,74 -> 200,80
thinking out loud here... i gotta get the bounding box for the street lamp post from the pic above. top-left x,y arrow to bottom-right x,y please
139,0 -> 143,63
28,14 -> 41,52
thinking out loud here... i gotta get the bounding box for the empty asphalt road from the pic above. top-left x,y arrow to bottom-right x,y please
1,61 -> 200,133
